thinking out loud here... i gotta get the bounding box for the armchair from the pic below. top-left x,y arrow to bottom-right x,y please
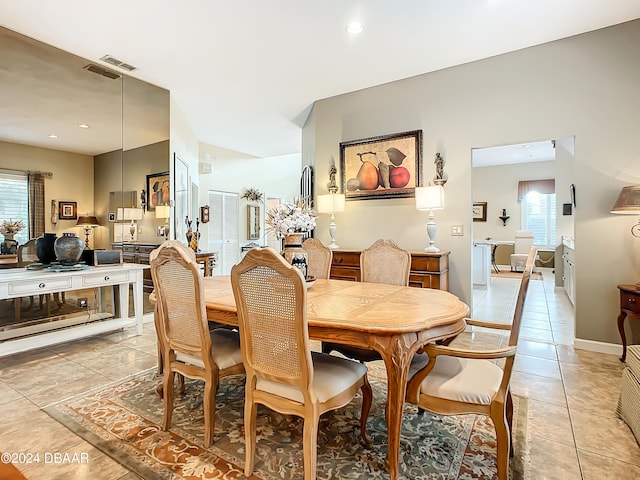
406,247 -> 537,480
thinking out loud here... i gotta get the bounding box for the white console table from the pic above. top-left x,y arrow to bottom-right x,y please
0,263 -> 146,357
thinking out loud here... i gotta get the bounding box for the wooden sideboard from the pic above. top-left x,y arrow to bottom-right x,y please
330,250 -> 449,291
112,242 -> 160,293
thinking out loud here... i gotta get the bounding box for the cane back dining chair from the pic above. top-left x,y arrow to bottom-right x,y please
302,237 -> 333,279
406,247 -> 537,480
323,238 -> 411,362
150,240 -> 244,447
231,247 -> 372,480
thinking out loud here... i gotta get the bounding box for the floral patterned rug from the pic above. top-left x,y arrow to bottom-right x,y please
44,368 -> 529,479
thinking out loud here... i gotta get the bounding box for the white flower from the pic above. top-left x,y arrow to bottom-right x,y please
266,200 -> 316,236
0,219 -> 26,235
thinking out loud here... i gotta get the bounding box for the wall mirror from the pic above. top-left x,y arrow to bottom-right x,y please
0,26 -> 169,249
247,205 -> 260,240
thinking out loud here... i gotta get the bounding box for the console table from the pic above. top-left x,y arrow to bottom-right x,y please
0,263 -> 146,357
617,284 -> 640,362
330,250 -> 449,291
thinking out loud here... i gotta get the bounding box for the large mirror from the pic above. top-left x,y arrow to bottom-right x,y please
247,205 -> 261,240
0,26 -> 169,252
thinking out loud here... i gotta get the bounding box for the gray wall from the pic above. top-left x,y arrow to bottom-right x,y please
304,19 -> 640,348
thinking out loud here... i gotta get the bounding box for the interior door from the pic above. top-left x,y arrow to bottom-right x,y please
207,190 -> 239,275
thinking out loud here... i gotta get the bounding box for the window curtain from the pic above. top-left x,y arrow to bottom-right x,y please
517,179 -> 555,201
28,172 -> 45,238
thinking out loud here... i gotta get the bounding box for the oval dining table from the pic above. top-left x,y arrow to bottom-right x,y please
203,276 -> 469,480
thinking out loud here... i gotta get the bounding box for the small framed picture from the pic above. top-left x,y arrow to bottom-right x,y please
472,202 -> 487,222
108,212 -> 116,222
58,201 -> 78,220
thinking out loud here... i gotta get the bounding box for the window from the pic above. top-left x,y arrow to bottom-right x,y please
521,191 -> 556,248
0,172 -> 29,244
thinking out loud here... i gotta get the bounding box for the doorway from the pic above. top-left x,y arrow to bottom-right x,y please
470,137 -> 575,328
207,190 -> 239,275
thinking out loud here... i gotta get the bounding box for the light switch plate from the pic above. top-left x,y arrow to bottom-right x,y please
451,225 -> 464,236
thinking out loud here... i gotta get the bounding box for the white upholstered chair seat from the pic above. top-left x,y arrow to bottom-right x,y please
256,352 -> 369,403
175,328 -> 243,370
415,355 -> 503,405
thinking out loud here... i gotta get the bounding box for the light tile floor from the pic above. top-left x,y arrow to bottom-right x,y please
0,269 -> 638,479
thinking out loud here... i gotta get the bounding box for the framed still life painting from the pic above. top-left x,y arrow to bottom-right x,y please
340,130 -> 422,200
146,171 -> 170,211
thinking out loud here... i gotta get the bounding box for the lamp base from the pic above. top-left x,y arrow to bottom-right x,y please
424,245 -> 440,253
328,218 -> 339,250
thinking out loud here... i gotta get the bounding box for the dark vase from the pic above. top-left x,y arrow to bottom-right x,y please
54,233 -> 83,265
35,233 -> 57,264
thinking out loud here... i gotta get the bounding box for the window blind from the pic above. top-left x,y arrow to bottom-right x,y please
0,172 -> 29,244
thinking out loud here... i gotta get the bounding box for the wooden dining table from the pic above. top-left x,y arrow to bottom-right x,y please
204,275 -> 469,479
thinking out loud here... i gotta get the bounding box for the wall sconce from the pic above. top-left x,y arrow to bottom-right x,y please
155,205 -> 171,240
76,215 -> 100,249
499,208 -> 510,226
117,207 -> 144,241
611,185 -> 640,238
415,185 -> 445,252
317,193 -> 346,249
50,199 -> 58,225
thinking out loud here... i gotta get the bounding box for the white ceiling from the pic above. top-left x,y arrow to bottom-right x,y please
472,140 -> 556,168
1,0 -> 639,159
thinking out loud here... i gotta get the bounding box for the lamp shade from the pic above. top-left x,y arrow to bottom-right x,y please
155,205 -> 171,219
317,193 -> 346,214
611,185 -> 640,214
415,185 -> 445,211
76,215 -> 99,227
116,207 -> 144,221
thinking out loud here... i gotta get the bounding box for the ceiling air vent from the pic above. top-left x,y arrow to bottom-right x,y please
83,64 -> 121,79
100,54 -> 137,72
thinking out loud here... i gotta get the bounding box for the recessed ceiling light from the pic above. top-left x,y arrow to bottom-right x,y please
78,124 -> 90,129
48,134 -> 58,139
523,144 -> 531,148
346,22 -> 363,34
525,154 -> 533,158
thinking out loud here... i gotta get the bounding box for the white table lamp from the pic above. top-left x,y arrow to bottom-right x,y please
317,193 -> 346,249
117,207 -> 144,241
155,205 -> 171,240
415,185 -> 445,253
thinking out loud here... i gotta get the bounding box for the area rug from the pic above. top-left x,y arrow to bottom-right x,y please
44,369 -> 529,479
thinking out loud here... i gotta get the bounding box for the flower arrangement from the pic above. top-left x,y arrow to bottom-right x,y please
1,218 -> 26,236
266,199 -> 316,236
241,187 -> 263,203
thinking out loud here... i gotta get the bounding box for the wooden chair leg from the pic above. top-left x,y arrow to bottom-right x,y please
507,391 -> 514,458
491,405 -> 511,480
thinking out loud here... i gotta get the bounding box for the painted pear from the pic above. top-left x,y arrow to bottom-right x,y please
356,159 -> 379,190
378,161 -> 390,188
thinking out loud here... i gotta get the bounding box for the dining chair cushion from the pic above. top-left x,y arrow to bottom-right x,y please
256,352 -> 368,403
175,328 -> 243,370
416,355 -> 503,405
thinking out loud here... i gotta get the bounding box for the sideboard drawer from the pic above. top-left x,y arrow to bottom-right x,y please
411,254 -> 448,272
8,276 -> 73,296
621,290 -> 640,315
82,270 -> 130,287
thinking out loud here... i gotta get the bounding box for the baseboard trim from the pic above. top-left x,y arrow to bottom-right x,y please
574,338 -> 622,356
142,312 -> 154,324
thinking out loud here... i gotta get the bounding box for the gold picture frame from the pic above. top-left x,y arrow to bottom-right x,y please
340,130 -> 422,200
